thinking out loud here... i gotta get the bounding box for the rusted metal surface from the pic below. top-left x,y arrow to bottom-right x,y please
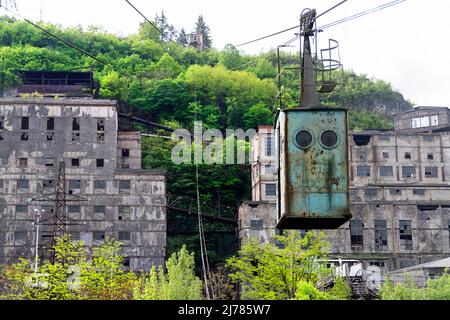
277,107 -> 352,229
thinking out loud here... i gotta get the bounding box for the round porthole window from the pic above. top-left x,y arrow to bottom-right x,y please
320,130 -> 338,148
295,130 -> 313,149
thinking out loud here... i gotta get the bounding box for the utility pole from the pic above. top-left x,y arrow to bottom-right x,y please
33,208 -> 42,273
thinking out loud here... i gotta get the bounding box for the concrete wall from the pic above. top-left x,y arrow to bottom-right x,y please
0,98 -> 166,271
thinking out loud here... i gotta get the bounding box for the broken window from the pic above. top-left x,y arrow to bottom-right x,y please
21,117 -> 29,130
374,220 -> 388,251
68,180 -> 81,193
93,231 -> 105,242
357,166 -> 371,177
425,167 -> 438,178
72,132 -> 80,142
122,149 -> 130,158
402,166 -> 416,178
71,158 -> 80,167
382,152 -> 389,159
123,257 -> 131,268
43,180 -> 55,189
118,231 -> 131,241
97,119 -> 105,132
19,158 -> 28,167
404,152 -> 411,159
119,180 -> 131,194
47,132 -> 54,141
389,188 -> 402,196
380,166 -> 393,177
96,159 -> 104,168
47,117 -> 54,131
21,132 -> 29,141
45,158 -> 55,167
14,231 -> 27,246
364,188 -> 378,196
265,184 -> 276,197
67,206 -> 81,219
72,118 -> 80,131
94,206 -> 105,219
427,153 -> 434,160
118,206 -> 131,220
17,179 -> 29,189
15,205 -> 28,220
399,220 -> 413,250
350,220 -> 364,249
97,133 -> 105,142
413,189 -> 425,196
94,180 -> 106,190
250,219 -> 263,230
353,135 -> 371,146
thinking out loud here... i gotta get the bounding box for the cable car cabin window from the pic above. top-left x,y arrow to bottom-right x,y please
399,220 -> 413,250
320,130 -> 338,149
295,130 -> 313,149
350,220 -> 364,249
357,166 -> 371,177
265,136 -> 274,156
380,166 -> 393,177
402,166 -> 416,178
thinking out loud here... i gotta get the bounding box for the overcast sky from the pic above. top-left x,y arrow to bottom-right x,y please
4,0 -> 450,107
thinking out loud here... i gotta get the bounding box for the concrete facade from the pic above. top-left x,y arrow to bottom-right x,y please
239,121 -> 450,274
0,98 -> 166,271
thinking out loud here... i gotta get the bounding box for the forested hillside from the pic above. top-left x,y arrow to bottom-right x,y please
0,15 -> 412,267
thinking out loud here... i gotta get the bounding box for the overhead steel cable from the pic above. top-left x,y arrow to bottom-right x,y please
235,0 -> 407,48
124,0 -> 162,34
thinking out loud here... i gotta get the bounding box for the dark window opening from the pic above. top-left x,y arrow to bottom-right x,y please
46,158 -> 54,167
118,206 -> 131,220
21,117 -> 29,130
0,116 -> 4,130
399,220 -> 413,250
413,189 -> 425,196
389,188 -> 402,196
119,180 -> 131,191
21,132 -> 28,141
382,152 -> 389,159
364,188 -> 378,196
404,152 -> 411,159
353,135 -> 371,146
47,132 -> 54,141
68,180 -> 81,190
266,136 -> 274,156
96,159 -> 104,168
17,179 -> 29,189
350,220 -> 364,249
265,184 -> 276,196
374,220 -> 388,251
72,118 -> 80,131
47,117 -> 54,131
97,119 -> 105,132
93,231 -> 105,242
43,180 -> 55,188
427,153 -> 434,160
402,166 -> 416,178
118,231 -> 131,241
71,158 -> 80,167
123,257 -> 130,267
94,180 -> 106,189
122,149 -> 130,157
97,133 -> 105,142
19,158 -> 28,167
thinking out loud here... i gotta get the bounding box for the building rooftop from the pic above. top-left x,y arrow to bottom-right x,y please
390,257 -> 450,274
395,106 -> 450,116
0,98 -> 117,106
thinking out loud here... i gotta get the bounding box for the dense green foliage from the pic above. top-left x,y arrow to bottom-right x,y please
0,237 -> 203,300
226,231 -> 351,300
381,271 -> 450,300
0,15 -> 410,269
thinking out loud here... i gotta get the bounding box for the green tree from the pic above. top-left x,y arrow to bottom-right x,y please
134,245 -> 203,300
177,28 -> 188,46
226,231 -> 330,300
244,103 -> 274,130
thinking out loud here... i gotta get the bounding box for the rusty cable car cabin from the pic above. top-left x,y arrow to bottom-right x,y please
275,8 -> 351,229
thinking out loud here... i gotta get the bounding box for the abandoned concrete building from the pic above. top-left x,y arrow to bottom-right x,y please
239,108 -> 450,274
0,71 -> 166,271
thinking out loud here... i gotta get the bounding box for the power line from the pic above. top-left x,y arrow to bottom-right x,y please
235,0 -> 407,48
124,0 -> 162,34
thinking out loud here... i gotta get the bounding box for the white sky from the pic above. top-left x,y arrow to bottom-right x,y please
4,0 -> 450,107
